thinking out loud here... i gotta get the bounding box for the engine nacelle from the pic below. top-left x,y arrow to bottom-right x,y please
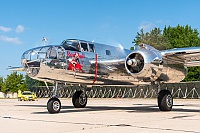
125,44 -> 163,82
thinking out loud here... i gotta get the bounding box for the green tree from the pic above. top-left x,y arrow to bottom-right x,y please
25,75 -> 40,89
25,75 -> 52,89
163,24 -> 200,48
132,28 -> 171,50
183,67 -> 200,81
1,72 -> 26,93
0,76 -> 3,91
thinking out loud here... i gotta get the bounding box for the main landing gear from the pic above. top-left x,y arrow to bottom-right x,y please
72,91 -> 87,108
155,82 -> 173,111
46,82 -> 87,114
158,90 -> 173,111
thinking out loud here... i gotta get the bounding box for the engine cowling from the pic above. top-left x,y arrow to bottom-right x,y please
125,46 -> 163,82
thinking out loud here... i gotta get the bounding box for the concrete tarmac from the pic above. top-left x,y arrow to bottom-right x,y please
0,98 -> 199,133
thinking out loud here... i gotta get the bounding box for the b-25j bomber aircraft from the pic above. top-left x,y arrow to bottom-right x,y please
11,39 -> 200,113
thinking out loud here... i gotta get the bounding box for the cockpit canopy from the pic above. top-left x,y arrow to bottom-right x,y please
61,39 -> 95,52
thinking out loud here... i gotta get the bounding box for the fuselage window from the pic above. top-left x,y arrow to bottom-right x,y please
57,46 -> 65,59
106,50 -> 111,56
80,43 -> 88,51
48,47 -> 57,59
89,44 -> 95,52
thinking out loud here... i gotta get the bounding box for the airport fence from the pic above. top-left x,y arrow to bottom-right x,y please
31,82 -> 200,99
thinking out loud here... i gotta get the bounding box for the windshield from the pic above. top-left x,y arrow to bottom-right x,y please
61,40 -> 80,51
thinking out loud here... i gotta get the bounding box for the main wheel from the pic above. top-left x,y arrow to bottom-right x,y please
158,90 -> 173,111
47,98 -> 61,114
72,91 -> 87,108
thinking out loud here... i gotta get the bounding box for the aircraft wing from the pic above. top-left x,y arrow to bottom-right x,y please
161,46 -> 200,67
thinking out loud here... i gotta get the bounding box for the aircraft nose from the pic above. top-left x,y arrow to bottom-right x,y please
21,45 -> 66,77
21,47 -> 42,77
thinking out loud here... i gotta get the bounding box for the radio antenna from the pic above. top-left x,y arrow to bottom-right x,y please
42,37 -> 48,46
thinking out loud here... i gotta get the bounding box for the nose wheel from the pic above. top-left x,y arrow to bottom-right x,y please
46,81 -> 88,113
72,91 -> 87,108
47,98 -> 61,114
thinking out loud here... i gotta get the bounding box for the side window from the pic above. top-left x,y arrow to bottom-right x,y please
57,46 -> 65,59
106,50 -> 111,56
80,43 -> 88,51
47,47 -> 57,59
89,44 -> 95,52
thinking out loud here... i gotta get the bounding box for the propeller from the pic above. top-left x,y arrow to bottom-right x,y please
126,53 -> 144,73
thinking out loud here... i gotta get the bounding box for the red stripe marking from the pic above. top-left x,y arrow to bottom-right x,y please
92,54 -> 98,84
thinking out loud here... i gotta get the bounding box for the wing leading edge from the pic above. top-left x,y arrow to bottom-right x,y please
161,46 -> 200,67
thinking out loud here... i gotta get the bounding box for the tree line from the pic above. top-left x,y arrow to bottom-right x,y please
132,25 -> 200,50
0,24 -> 200,93
0,72 -> 49,93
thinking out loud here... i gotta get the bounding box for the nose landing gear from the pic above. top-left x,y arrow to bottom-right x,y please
47,98 -> 61,114
46,81 -> 88,114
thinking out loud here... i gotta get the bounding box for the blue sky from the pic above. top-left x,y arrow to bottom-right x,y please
0,0 -> 200,78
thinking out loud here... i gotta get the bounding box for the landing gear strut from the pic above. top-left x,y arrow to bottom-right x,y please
46,81 -> 88,114
46,81 -> 61,114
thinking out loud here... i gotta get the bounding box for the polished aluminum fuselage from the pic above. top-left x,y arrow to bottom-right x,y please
21,39 -> 200,85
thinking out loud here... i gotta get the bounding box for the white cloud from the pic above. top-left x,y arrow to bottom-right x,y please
138,22 -> 155,32
155,20 -> 162,23
0,35 -> 22,44
0,26 -> 12,32
15,25 -> 25,33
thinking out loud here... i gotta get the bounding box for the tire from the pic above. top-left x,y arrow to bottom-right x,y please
47,98 -> 61,114
72,91 -> 87,108
158,90 -> 173,111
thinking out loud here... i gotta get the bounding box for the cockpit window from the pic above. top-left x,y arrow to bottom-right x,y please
61,40 -> 95,53
80,42 -> 88,51
89,44 -> 95,52
61,40 -> 79,51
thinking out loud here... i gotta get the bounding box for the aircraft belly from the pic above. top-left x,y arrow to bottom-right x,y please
29,61 -> 138,85
33,63 -> 98,84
